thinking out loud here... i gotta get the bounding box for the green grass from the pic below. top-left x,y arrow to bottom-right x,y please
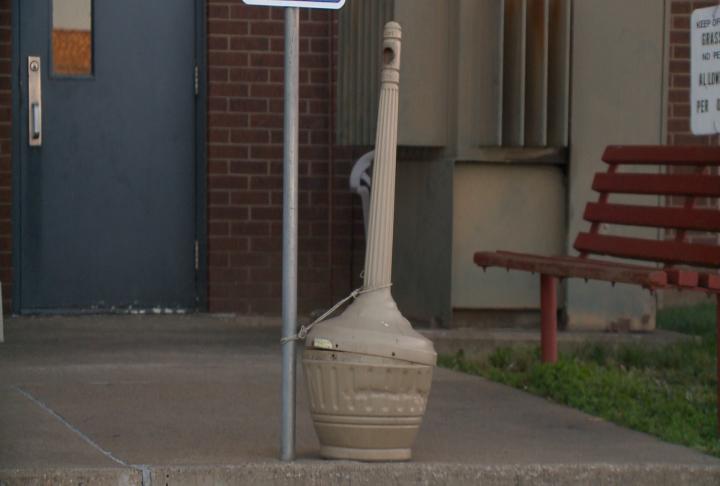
439,302 -> 720,457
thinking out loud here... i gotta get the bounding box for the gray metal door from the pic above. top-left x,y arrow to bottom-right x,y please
16,0 -> 199,312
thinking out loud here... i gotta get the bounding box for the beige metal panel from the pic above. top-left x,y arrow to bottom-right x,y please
454,0 -> 504,148
336,1 -> 448,147
336,0 -> 393,146
547,0 -> 571,147
501,0 -> 527,146
395,0 -> 448,146
393,158 -> 453,326
497,0 -> 570,149
451,163 -> 565,309
524,0 -> 549,147
566,0 -> 665,331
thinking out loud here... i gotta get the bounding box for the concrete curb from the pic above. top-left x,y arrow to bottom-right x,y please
0,467 -> 140,486
149,463 -> 720,486
422,328 -> 695,361
4,463 -> 720,486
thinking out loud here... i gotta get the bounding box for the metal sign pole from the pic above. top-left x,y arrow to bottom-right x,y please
280,6 -> 299,462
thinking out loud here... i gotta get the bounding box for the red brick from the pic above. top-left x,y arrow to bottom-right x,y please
230,5 -> 270,20
230,37 -> 269,51
672,15 -> 689,29
208,67 -> 229,82
671,2 -> 691,14
231,221 -> 270,237
669,30 -> 688,45
249,175 -> 282,190
669,60 -> 689,74
209,145 -> 249,159
230,130 -> 269,145
209,206 -> 250,221
208,36 -> 228,50
208,83 -> 249,98
250,22 -> 284,36
230,68 -> 268,83
229,98 -> 267,113
209,51 -> 249,67
668,88 -> 689,103
230,191 -> 269,205
207,5 -> 229,20
209,175 -> 249,190
209,191 -> 229,206
208,161 -> 228,175
250,206 -> 282,221
250,113 -> 283,128
209,20 -> 248,36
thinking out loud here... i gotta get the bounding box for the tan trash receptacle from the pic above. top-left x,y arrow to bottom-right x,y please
302,21 -> 436,462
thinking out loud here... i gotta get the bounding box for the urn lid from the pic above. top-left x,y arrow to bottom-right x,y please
304,288 -> 437,367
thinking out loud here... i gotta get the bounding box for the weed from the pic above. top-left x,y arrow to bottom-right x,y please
439,302 -> 720,457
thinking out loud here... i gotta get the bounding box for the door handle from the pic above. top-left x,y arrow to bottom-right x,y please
31,102 -> 40,140
28,56 -> 42,147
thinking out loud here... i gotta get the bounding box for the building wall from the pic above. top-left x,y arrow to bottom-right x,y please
0,0 -> 715,319
0,1 -> 364,315
564,0 -> 665,331
205,1 -> 362,314
452,164 -> 565,311
447,0 -> 566,324
661,0 -> 720,308
667,0 -> 720,146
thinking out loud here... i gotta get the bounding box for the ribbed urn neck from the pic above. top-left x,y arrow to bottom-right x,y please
363,22 -> 401,289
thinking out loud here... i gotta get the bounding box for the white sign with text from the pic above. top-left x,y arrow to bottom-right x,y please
691,6 -> 720,135
242,0 -> 345,9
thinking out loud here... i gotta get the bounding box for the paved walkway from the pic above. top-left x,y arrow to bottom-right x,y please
1,315 -> 719,485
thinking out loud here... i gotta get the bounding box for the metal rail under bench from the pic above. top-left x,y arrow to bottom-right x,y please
474,145 -> 720,429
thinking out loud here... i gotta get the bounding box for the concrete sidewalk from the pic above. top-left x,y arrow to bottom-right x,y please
1,315 -> 719,485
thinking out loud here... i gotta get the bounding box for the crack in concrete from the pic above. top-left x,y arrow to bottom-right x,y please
13,385 -> 133,469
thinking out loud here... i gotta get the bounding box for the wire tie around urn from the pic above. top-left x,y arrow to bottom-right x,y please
280,282 -> 393,343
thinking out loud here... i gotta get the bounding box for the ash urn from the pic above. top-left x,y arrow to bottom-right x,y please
302,21 -> 437,462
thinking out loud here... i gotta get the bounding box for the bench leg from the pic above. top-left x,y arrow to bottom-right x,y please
717,294 -> 719,435
540,274 -> 558,363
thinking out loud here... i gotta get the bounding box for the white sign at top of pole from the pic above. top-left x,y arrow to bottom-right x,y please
691,5 -> 720,135
242,0 -> 345,9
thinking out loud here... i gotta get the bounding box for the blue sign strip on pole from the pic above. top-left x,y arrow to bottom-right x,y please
243,0 -> 345,9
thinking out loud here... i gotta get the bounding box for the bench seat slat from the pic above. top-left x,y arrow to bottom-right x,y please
665,269 -> 700,287
496,251 -> 660,272
592,173 -> 720,197
473,251 -> 667,288
574,233 -> 720,267
584,203 -> 720,231
699,273 -> 720,290
603,145 -> 720,165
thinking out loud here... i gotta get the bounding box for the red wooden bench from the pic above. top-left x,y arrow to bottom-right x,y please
474,145 -> 720,428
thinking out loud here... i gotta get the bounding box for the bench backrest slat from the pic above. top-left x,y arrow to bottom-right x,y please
603,145 -> 720,165
592,173 -> 720,197
576,145 -> 720,270
574,233 -> 720,267
584,203 -> 720,232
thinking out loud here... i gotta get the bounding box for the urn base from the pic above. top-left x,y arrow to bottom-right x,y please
320,445 -> 411,462
302,349 -> 433,462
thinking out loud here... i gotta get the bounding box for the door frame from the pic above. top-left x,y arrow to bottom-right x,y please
10,0 -> 208,313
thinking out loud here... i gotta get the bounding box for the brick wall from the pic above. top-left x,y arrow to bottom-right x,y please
668,0 -> 720,146
0,0 -> 10,313
206,2 -> 364,314
667,1 -> 720,249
